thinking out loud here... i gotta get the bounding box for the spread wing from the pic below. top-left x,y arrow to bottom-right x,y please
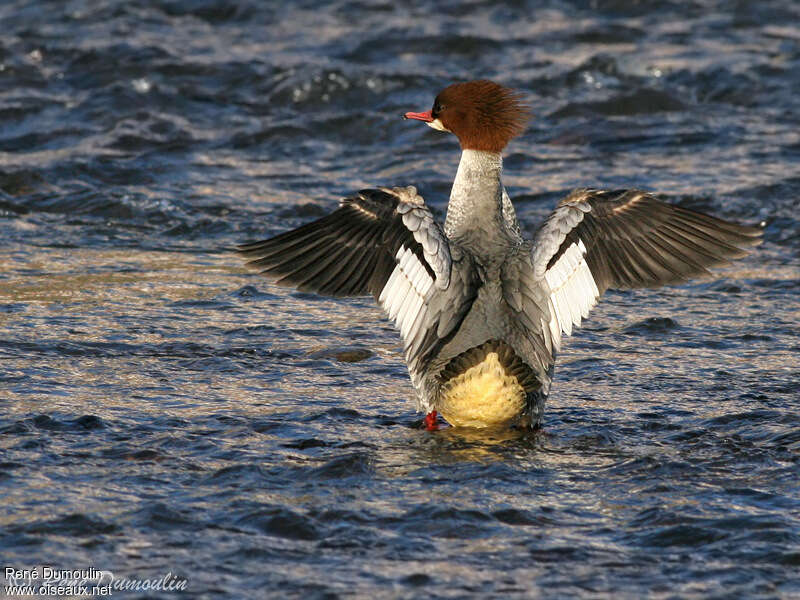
238,186 -> 477,382
530,188 -> 763,342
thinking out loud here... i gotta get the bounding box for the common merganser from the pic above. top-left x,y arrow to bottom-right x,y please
239,80 -> 762,430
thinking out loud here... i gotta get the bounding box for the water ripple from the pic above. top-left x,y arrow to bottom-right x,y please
0,0 -> 797,598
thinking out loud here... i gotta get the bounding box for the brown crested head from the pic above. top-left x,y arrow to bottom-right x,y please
404,80 -> 530,153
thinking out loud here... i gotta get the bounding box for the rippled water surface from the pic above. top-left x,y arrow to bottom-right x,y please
1,1 -> 799,598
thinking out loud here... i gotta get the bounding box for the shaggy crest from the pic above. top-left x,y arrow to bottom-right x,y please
434,80 -> 530,152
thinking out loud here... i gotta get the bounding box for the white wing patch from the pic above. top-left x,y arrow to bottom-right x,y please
544,239 -> 600,337
378,245 -> 435,347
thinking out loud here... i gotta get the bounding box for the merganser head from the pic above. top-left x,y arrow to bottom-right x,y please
404,80 -> 530,153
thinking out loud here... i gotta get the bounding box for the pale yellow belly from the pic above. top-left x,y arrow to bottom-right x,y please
438,351 -> 526,428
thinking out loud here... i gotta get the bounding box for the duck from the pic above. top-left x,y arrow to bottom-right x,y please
238,80 -> 762,430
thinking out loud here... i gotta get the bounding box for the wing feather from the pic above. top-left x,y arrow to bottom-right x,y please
531,188 -> 762,338
239,186 -> 478,396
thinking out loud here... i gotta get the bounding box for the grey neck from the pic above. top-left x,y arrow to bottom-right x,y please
444,149 -> 520,252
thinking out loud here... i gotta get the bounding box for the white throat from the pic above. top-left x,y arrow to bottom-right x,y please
426,118 -> 450,132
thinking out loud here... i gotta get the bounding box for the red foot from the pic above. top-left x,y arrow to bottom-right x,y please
424,411 -> 439,431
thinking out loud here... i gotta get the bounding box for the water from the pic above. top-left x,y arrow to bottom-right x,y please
1,1 -> 798,598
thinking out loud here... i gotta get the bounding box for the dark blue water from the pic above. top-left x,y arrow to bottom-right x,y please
1,1 -> 799,598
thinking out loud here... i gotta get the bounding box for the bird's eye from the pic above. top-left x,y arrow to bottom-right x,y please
433,102 -> 445,116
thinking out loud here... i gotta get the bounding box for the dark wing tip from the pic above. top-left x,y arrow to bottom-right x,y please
560,189 -> 765,292
236,239 -> 271,256
732,221 -> 766,246
234,188 -> 441,299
